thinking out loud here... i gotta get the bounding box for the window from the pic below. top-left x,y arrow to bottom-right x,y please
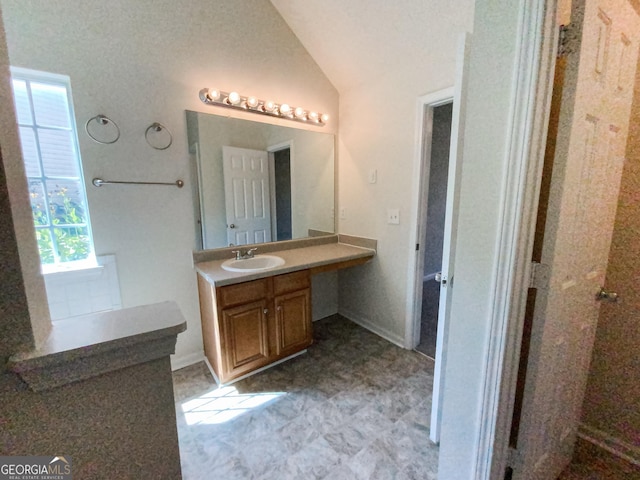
11,67 -> 96,272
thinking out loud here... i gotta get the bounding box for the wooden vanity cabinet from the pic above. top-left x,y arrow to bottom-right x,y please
273,270 -> 312,357
198,270 -> 312,384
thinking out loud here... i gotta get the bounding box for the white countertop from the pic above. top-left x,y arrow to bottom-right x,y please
195,242 -> 376,286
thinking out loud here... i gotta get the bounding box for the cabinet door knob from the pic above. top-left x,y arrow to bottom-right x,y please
277,306 -> 282,311
263,308 -> 269,315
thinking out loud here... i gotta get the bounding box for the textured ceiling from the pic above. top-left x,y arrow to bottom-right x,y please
270,0 -> 475,94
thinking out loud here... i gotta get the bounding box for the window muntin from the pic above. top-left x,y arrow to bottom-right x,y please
11,68 -> 96,271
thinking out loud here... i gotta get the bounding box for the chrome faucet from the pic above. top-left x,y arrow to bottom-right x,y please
231,247 -> 258,260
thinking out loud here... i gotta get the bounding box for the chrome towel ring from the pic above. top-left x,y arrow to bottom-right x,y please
145,122 -> 173,150
85,114 -> 120,144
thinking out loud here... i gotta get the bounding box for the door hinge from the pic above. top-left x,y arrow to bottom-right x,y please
557,24 -> 578,58
529,262 -> 550,289
416,243 -> 420,251
558,25 -> 569,57
506,447 -> 519,470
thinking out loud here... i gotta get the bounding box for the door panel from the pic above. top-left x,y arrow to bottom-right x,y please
515,1 -> 640,478
275,289 -> 312,356
223,146 -> 272,246
221,300 -> 270,379
429,33 -> 470,444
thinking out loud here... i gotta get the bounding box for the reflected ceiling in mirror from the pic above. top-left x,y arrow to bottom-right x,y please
187,111 -> 335,250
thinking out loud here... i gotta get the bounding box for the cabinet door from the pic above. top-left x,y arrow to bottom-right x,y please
221,299 -> 270,381
274,289 -> 312,357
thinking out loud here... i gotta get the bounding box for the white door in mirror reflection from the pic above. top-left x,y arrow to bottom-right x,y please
223,146 -> 272,246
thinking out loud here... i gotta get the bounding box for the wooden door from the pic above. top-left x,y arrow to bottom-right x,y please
221,299 -> 271,381
274,289 -> 312,357
222,146 -> 272,246
514,1 -> 640,478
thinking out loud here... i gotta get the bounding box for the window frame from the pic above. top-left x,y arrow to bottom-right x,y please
11,67 -> 97,273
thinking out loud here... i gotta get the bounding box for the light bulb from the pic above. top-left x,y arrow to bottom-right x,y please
280,103 -> 291,115
247,96 -> 259,108
308,111 -> 319,121
207,88 -> 221,101
294,107 -> 306,118
264,100 -> 275,112
228,91 -> 241,105
320,113 -> 329,123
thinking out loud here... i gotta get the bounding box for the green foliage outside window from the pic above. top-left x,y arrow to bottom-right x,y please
31,185 -> 91,264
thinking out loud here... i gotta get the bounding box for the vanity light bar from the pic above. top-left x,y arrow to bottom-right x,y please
198,88 -> 328,126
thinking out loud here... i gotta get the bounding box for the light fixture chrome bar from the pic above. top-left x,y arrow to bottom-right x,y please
92,178 -> 184,188
198,88 -> 328,127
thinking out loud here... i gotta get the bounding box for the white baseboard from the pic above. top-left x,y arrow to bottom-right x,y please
338,308 -> 406,348
578,422 -> 640,467
170,351 -> 204,371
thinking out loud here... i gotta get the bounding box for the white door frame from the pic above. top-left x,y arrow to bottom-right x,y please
406,35 -> 470,351
433,1 -> 559,477
406,87 -> 454,350
472,1 -> 560,478
406,34 -> 470,446
407,88 -> 454,445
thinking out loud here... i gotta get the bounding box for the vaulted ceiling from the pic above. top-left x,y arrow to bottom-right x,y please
270,0 -> 476,94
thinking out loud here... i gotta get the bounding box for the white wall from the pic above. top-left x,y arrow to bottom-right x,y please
267,126 -> 334,239
335,9 -> 475,344
0,0 -> 338,368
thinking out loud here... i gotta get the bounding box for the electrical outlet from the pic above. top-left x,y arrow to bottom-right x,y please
369,169 -> 377,184
387,208 -> 400,225
340,207 -> 346,219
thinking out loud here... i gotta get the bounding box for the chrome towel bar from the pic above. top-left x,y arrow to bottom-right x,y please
92,178 -> 184,188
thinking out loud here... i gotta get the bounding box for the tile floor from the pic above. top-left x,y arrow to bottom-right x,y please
557,437 -> 640,480
172,314 -> 438,479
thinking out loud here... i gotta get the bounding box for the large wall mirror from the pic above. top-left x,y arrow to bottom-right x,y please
187,111 -> 335,250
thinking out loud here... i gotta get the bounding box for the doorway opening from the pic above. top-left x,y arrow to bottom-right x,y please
270,146 -> 293,241
416,103 -> 453,358
408,83 -> 465,445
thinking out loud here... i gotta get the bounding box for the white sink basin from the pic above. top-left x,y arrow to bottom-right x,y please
221,254 -> 285,273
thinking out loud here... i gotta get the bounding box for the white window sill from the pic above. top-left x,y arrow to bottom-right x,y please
42,262 -> 103,280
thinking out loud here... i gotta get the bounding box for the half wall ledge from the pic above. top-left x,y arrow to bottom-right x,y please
8,301 -> 187,391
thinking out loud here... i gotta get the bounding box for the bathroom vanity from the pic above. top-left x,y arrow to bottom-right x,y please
194,235 -> 376,384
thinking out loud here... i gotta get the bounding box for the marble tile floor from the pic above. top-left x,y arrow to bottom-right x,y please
172,314 -> 438,479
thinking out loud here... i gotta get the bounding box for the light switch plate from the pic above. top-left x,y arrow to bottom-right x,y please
369,169 -> 377,184
387,209 -> 400,224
